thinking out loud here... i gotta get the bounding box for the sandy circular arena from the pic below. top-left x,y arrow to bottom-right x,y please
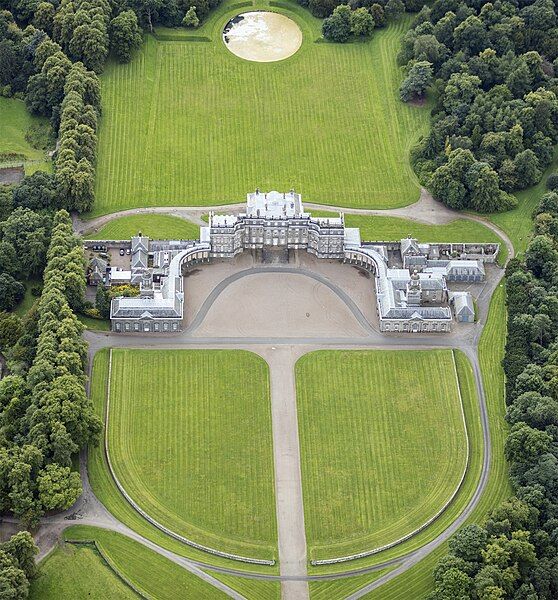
223,11 -> 303,62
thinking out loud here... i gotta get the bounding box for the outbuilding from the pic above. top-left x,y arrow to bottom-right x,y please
452,292 -> 475,323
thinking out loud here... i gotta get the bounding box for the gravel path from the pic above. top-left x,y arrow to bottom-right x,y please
267,347 -> 309,599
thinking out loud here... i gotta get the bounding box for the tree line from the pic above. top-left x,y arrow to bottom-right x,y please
0,210 -> 100,531
397,0 -> 558,213
427,185 -> 558,599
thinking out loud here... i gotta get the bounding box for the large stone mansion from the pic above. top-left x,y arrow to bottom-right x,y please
85,190 -> 499,334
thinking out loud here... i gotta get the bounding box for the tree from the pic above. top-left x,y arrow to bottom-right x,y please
0,274 -> 25,312
33,2 -> 55,35
466,162 -> 503,213
110,10 -> 143,62
525,235 -> 558,280
0,208 -> 51,277
385,0 -> 404,20
505,422 -> 552,465
546,173 -> 558,191
400,60 -> 432,101
453,15 -> 488,55
0,241 -> 18,277
0,312 -> 23,351
12,172 -> 57,211
507,391 -> 558,428
428,567 -> 473,599
37,463 -> 82,510
0,551 -> 28,600
182,6 -> 199,27
2,531 -> 38,580
370,4 -> 385,27
0,186 -> 13,222
350,7 -> 374,37
308,0 -> 338,18
95,285 -> 111,318
449,525 -> 488,563
322,5 -> 352,42
514,150 -> 541,188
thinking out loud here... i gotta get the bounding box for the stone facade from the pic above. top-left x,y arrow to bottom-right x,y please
102,191 -> 499,334
207,190 -> 345,259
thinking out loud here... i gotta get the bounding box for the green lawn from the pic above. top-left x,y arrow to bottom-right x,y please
84,214 -> 200,240
345,214 -> 502,245
309,569 -> 393,599
296,349 -> 470,562
77,314 -> 111,331
105,348 -> 277,560
93,3 -> 428,215
31,525 -> 229,599
30,542 -> 136,599
0,97 -> 52,168
13,277 -> 42,316
360,285 -> 511,599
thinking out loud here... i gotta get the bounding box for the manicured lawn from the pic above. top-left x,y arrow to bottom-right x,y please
93,2 -> 428,215
345,214 -> 502,245
309,569 -> 393,599
360,285 -> 511,599
29,542 -> 136,599
84,214 -> 200,240
296,349 -> 469,562
105,348 -> 276,560
31,525 -> 230,599
0,98 -> 52,171
211,573 -> 281,599
88,350 -> 277,573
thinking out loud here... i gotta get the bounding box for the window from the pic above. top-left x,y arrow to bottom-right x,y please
115,323 -> 121,332
134,323 -> 139,331
163,323 -> 169,331
125,323 -> 130,331
154,323 -> 159,332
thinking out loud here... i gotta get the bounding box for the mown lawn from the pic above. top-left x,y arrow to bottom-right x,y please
105,348 -> 277,560
93,2 -> 428,215
84,214 -> 200,240
359,285 -> 511,599
345,214 -> 501,245
31,525 -> 230,599
29,542 -> 136,600
296,349 -> 470,562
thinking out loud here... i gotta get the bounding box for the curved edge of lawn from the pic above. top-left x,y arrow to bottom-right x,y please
308,349 -> 470,566
103,348 -> 274,566
350,284 -> 511,599
300,348 -> 484,575
87,348 -> 280,575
